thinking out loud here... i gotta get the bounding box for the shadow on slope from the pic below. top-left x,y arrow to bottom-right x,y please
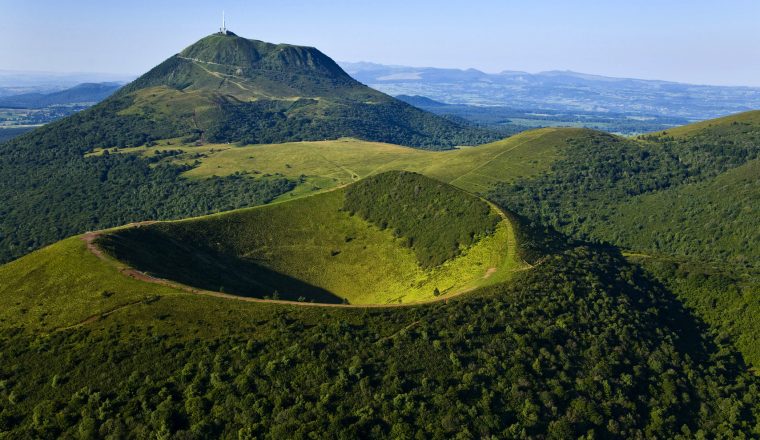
92,171 -> 512,305
96,227 -> 343,304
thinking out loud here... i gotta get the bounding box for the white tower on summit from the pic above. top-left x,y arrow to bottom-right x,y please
220,10 -> 227,34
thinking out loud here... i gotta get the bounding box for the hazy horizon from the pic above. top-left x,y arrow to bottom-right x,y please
2,0 -> 759,87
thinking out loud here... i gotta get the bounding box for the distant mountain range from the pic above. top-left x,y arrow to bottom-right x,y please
340,62 -> 760,120
0,70 -> 132,96
0,82 -> 122,108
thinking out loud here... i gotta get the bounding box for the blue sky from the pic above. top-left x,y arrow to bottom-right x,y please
1,0 -> 759,86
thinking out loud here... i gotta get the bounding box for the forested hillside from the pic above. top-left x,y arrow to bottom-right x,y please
1,226 -> 757,438
82,32 -> 497,150
489,113 -> 760,268
488,111 -> 760,369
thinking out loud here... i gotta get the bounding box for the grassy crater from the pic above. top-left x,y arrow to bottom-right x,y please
95,172 -> 522,304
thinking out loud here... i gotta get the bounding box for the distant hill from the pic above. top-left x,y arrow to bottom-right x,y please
0,82 -> 122,108
341,61 -> 760,120
0,69 -> 133,94
395,94 -> 448,107
393,94 -> 689,136
84,32 -> 496,149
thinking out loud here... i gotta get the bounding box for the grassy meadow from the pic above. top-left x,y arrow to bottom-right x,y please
89,126 -> 577,196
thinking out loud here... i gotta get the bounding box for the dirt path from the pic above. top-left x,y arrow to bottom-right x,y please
82,221 -> 156,259
178,56 -> 254,93
314,151 -> 360,181
375,320 -> 422,344
54,299 -> 147,332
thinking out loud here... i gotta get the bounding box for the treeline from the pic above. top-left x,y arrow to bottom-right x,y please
344,172 -> 500,268
0,237 -> 757,438
205,97 -> 500,150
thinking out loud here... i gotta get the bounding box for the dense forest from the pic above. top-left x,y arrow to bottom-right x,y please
488,116 -> 760,373
1,226 -> 758,438
202,97 -> 498,149
634,255 -> 760,368
0,126 -> 296,264
344,172 -> 500,268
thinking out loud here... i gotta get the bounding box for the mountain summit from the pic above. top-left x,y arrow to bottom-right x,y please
126,33 -> 357,98
96,33 -> 496,148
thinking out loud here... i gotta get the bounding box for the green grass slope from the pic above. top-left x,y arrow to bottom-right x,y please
344,171 -> 500,267
0,236 -> 187,331
652,109 -> 760,138
100,126 -> 576,196
93,172 -> 522,305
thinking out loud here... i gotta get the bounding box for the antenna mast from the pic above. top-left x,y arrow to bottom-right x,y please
221,10 -> 227,34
